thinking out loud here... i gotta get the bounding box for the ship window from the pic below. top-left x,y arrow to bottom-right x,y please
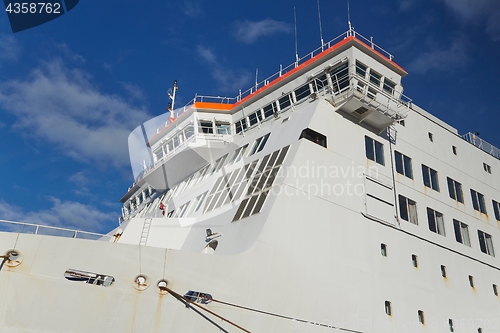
299,128 -> 327,148
441,265 -> 447,277
174,201 -> 190,218
427,207 -> 445,236
215,121 -> 231,135
453,220 -> 471,247
384,301 -> 391,315
447,177 -> 463,203
449,319 -> 454,332
395,151 -> 413,179
381,243 -> 387,256
355,60 -> 367,78
452,145 -> 457,155
229,144 -> 248,165
418,310 -> 425,324
383,78 -> 396,95
422,165 -> 439,191
399,119 -> 405,126
493,284 -> 498,296
367,87 -> 377,99
398,195 -> 418,224
493,200 -> 500,221
192,192 -> 207,214
483,163 -> 492,174
365,136 -> 385,165
428,132 -> 433,142
235,120 -> 242,134
199,120 -> 213,134
248,112 -> 259,126
330,62 -> 349,92
411,254 -> 418,267
278,94 -> 292,111
471,189 -> 487,214
294,84 -> 311,102
263,103 -> 276,119
478,230 -> 495,256
249,133 -> 270,156
369,69 -> 381,86
167,210 -> 174,217
469,275 -> 475,287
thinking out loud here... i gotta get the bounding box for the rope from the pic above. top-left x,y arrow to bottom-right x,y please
167,288 -> 251,333
202,296 -> 363,333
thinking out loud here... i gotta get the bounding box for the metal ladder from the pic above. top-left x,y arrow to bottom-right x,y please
139,218 -> 153,246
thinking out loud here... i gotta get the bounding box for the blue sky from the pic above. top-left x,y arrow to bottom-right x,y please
0,0 -> 499,233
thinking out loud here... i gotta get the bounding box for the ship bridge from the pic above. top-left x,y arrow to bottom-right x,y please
122,29 -> 412,202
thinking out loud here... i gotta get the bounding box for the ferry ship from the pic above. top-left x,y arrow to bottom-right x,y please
1,27 -> 499,332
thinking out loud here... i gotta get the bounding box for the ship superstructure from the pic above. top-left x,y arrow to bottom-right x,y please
1,29 -> 499,332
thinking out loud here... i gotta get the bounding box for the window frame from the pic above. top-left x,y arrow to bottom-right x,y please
453,219 -> 471,247
447,177 -> 464,203
427,207 -> 445,236
398,195 -> 418,224
471,189 -> 487,214
365,136 -> 385,165
395,151 -> 413,179
478,230 -> 495,256
422,164 -> 440,191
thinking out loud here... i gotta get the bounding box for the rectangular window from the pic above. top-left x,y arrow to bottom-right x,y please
369,69 -> 381,87
395,151 -> 413,179
383,78 -> 396,95
299,128 -> 327,148
493,200 -> 500,221
294,84 -> 311,102
229,144 -> 248,165
263,103 -> 276,118
478,230 -> 495,256
483,162 -> 492,174
248,112 -> 258,126
198,120 -> 213,134
427,207 -> 445,236
447,177 -> 463,203
365,136 -> 385,165
453,219 -> 471,246
278,94 -> 292,110
422,165 -> 439,191
399,195 -> 418,224
355,60 -> 367,78
249,133 -> 270,156
471,189 -> 487,214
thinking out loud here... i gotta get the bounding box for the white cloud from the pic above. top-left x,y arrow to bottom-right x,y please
441,0 -> 500,41
122,82 -> 146,100
233,19 -> 292,44
0,59 -> 152,167
407,36 -> 468,74
0,35 -> 21,63
196,46 -> 252,93
182,0 -> 202,18
0,198 -> 114,232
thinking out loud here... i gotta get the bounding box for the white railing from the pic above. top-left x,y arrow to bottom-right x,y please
0,219 -> 111,241
462,133 -> 500,160
183,29 -> 396,107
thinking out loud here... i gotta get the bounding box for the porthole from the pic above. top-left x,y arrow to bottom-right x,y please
156,279 -> 169,294
133,274 -> 150,291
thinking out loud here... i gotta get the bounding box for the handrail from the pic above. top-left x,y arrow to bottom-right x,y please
0,219 -> 111,241
461,132 -> 500,160
184,29 -> 397,106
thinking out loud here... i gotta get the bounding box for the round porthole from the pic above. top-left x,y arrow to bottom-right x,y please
3,249 -> 23,267
156,279 -> 169,295
132,274 -> 150,291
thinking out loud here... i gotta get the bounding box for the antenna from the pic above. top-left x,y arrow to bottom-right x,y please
317,0 -> 324,50
294,7 -> 299,66
347,0 -> 353,35
167,80 -> 178,118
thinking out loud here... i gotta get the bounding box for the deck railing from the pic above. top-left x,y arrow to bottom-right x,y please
462,132 -> 500,160
0,219 -> 112,241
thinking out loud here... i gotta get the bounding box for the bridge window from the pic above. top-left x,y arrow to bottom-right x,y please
199,120 -> 213,134
299,128 -> 327,148
383,78 -> 396,95
215,121 -> 231,135
355,60 -> 367,78
369,69 -> 381,87
294,84 -> 311,102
